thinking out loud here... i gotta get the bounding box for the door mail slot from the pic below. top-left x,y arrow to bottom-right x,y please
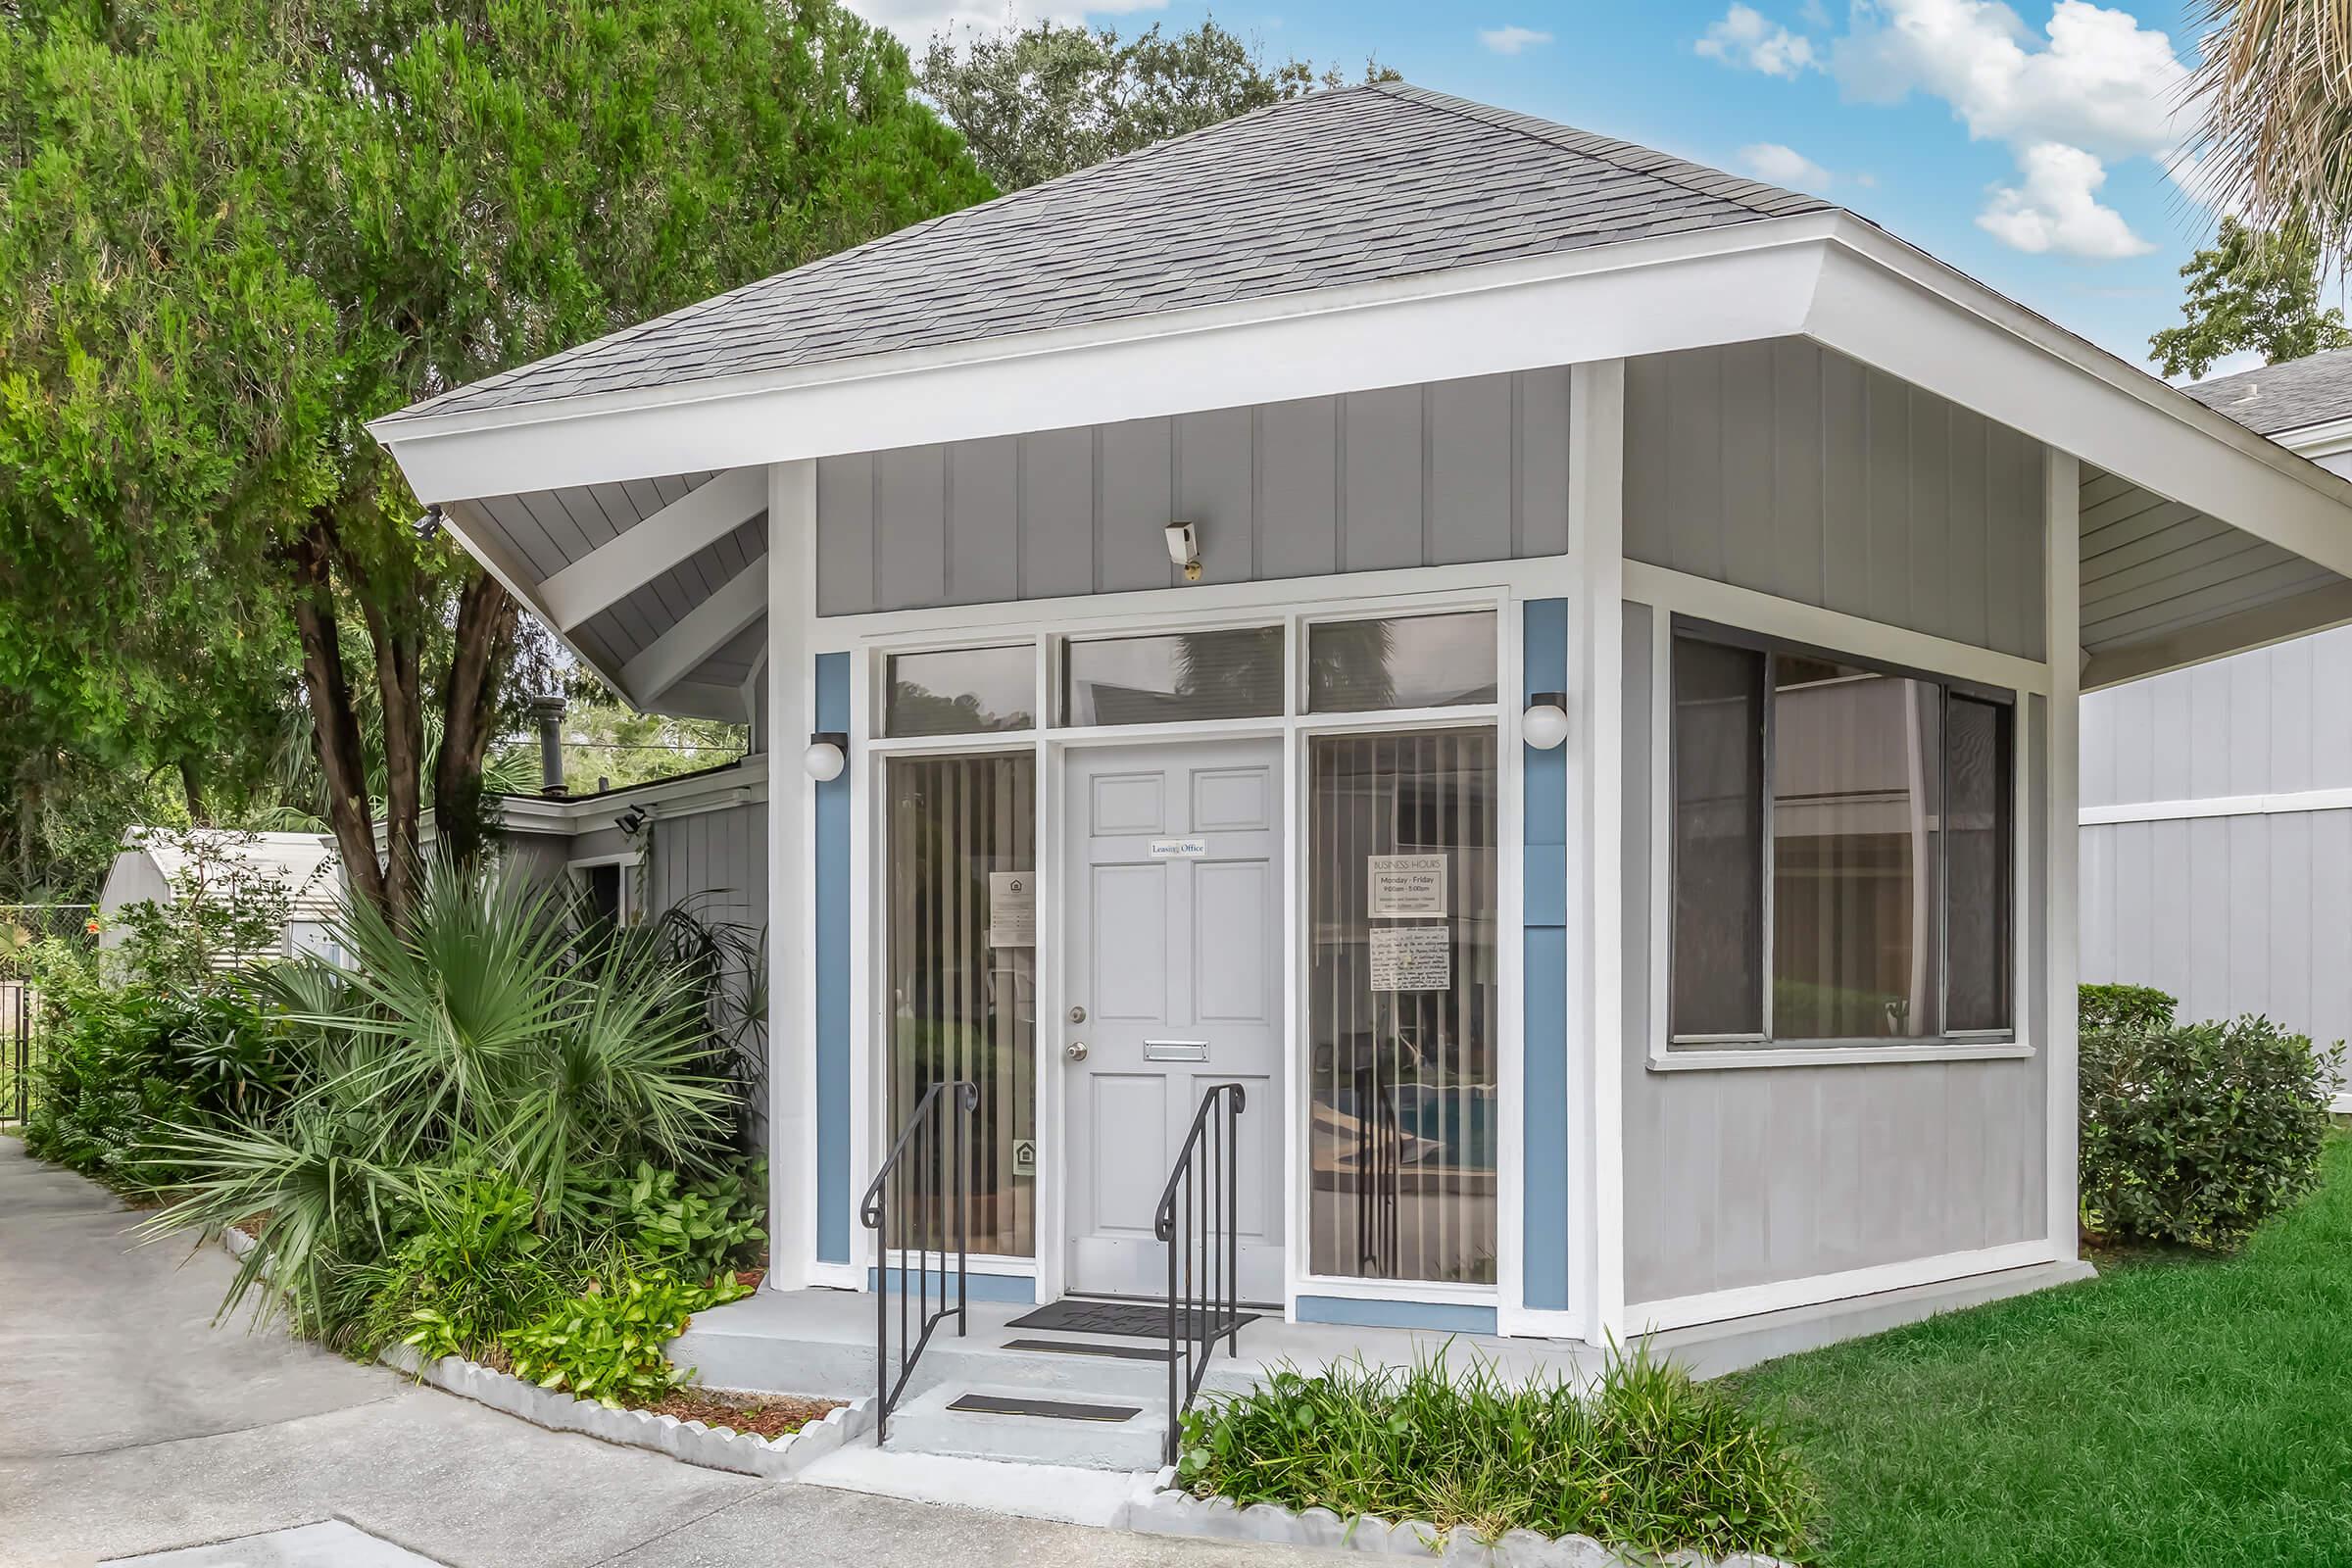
1143,1039 -> 1210,1062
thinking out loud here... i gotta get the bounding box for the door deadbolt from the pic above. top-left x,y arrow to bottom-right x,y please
1065,1041 -> 1090,1061
1068,1004 -> 1088,1024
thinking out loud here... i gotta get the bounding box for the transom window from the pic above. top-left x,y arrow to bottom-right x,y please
1669,621 -> 2015,1048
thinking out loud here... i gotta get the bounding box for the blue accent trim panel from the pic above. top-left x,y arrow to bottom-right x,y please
864,1269 -> 1039,1304
815,652 -> 852,1265
1521,598 -> 1571,1311
1523,844 -> 1568,927
1296,1295 -> 1499,1335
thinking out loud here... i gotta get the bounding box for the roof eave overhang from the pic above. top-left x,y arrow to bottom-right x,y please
376,209 -> 2352,684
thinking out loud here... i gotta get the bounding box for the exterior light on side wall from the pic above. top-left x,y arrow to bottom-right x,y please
615,805 -> 650,838
804,731 -> 849,783
1164,520 -> 1202,582
1522,692 -> 1569,751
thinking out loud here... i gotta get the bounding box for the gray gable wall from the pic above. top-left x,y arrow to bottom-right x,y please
814,368 -> 1573,615
1624,340 -> 2048,662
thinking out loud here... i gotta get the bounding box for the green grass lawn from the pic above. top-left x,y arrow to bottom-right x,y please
1730,1136 -> 2352,1567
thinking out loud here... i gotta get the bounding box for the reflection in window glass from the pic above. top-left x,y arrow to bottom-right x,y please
885,754 -> 1036,1255
1670,638 -> 1766,1037
886,647 -> 1034,737
1770,657 -> 1940,1041
1944,696 -> 2013,1032
1308,612 -> 1499,712
1307,729 -> 1497,1285
1062,626 -> 1282,726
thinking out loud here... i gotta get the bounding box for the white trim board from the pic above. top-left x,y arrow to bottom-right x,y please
2081,787 -> 2352,825
1626,1240 -> 2063,1334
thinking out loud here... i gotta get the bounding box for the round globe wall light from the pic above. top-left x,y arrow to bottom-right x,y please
1522,693 -> 1569,751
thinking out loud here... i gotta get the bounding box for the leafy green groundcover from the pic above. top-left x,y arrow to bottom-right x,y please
1731,1136 -> 2352,1568
1177,1346 -> 1818,1561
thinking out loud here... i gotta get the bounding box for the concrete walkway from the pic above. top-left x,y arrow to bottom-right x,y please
0,1137 -> 1326,1568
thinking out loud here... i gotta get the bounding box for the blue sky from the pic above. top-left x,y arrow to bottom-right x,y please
857,0 -> 2310,383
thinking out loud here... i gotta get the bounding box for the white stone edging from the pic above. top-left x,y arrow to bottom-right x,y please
221,1225 -> 866,1479
1121,1474 -> 1796,1568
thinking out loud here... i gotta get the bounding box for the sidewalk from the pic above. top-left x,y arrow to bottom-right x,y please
0,1136 -> 1318,1568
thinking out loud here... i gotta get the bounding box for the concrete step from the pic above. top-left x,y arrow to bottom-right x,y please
881,1380 -> 1169,1471
671,1306 -> 1258,1404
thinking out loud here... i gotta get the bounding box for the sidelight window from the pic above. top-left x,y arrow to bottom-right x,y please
884,752 -> 1037,1255
1306,729 -> 1498,1284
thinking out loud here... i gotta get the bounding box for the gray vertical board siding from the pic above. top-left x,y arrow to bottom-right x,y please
1624,341 -> 2047,662
2082,809 -> 2352,1085
1620,599 -> 2049,1306
2081,622 -> 2352,808
811,369 -> 1573,614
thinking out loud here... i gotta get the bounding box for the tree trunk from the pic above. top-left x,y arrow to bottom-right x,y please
286,522 -> 388,917
433,568 -> 516,868
177,758 -> 211,826
358,589 -> 425,927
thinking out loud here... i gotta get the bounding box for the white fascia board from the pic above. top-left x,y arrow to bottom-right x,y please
540,466 -> 767,631
2278,414 -> 2352,461
370,217 -> 1836,502
618,557 -> 766,705
1803,227 -> 2352,582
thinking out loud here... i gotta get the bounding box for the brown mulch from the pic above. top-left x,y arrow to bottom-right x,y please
640,1388 -> 842,1440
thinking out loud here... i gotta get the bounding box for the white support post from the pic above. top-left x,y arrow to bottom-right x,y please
1572,359 -> 1628,1343
2044,450 -> 2082,1261
766,461 -> 815,1291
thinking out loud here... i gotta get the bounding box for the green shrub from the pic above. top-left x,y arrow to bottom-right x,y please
24,978 -> 286,1189
1176,1345 -> 1817,1560
358,1170 -> 612,1362
2080,1011 -> 2339,1249
143,859 -> 743,1336
2081,983 -> 2179,1034
501,1267 -> 747,1408
581,1157 -> 766,1277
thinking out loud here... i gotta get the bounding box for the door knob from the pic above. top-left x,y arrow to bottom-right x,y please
1065,1041 -> 1090,1061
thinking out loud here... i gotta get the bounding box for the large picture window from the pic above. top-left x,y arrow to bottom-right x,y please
1669,623 -> 2015,1047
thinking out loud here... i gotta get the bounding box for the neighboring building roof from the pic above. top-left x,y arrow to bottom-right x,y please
388,80 -> 1829,425
113,828 -> 341,918
2181,346 -> 2352,436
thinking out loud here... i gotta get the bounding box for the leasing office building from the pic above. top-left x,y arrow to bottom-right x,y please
370,83 -> 2352,1352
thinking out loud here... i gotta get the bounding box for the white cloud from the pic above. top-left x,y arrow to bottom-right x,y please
1833,0 -> 2187,159
1827,1 -> 2189,260
1798,0 -> 1832,24
1479,24 -> 1554,55
1696,4 -> 1819,78
1738,142 -> 1834,189
1976,141 -> 2156,258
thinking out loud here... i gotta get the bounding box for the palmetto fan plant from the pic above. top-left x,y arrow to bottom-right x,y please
142,858 -> 736,1336
2191,2 -> 2352,258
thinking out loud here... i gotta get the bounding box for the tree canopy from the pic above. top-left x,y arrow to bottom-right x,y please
0,0 -> 991,916
2149,217 -> 2352,381
919,16 -> 1396,193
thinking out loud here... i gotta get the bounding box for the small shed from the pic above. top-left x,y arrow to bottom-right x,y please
97,829 -> 344,961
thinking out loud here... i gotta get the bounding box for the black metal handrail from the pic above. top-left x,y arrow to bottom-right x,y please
1152,1081 -> 1247,1465
858,1078 -> 978,1445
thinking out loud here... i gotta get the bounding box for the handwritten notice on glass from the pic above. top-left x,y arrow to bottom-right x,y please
988,871 -> 1036,948
1368,854 -> 1448,918
1368,925 -> 1451,992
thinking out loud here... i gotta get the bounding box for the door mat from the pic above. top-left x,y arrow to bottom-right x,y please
1007,1298 -> 1258,1339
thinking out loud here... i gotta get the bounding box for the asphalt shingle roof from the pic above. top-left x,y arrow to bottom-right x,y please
391,81 -> 1830,424
2181,346 -> 2352,436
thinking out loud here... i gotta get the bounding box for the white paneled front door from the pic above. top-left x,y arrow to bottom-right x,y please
1062,739 -> 1285,1300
